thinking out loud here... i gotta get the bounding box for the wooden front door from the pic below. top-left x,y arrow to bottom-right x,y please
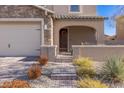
59,28 -> 68,52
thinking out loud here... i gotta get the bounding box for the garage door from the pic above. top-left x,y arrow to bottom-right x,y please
0,21 -> 41,56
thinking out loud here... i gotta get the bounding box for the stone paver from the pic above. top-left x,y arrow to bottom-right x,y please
51,66 -> 77,80
51,80 -> 77,88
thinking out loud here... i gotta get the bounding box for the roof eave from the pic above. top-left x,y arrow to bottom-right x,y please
33,5 -> 54,14
53,15 -> 108,20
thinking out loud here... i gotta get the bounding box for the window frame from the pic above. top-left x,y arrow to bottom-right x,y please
69,5 -> 82,13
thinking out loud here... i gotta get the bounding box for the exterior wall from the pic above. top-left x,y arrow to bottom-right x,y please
68,26 -> 97,49
116,16 -> 124,40
53,5 -> 96,16
0,5 -> 45,18
72,45 -> 124,61
0,5 -> 52,45
53,19 -> 104,53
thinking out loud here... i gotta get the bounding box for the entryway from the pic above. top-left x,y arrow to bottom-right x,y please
58,26 -> 97,55
59,28 -> 68,52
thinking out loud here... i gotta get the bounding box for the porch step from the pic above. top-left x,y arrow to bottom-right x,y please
59,52 -> 72,55
51,73 -> 77,80
55,58 -> 73,62
51,67 -> 77,80
55,55 -> 73,63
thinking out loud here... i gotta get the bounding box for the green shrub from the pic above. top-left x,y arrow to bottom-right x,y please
74,57 -> 95,78
73,57 -> 93,67
78,78 -> 108,88
77,66 -> 95,78
102,57 -> 124,83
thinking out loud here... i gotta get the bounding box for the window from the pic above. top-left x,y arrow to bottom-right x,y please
70,5 -> 80,12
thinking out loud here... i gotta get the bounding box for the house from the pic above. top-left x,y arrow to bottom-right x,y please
53,5 -> 105,53
105,16 -> 124,45
116,16 -> 124,40
0,5 -> 106,61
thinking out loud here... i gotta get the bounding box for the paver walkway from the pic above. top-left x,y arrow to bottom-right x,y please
30,62 -> 77,88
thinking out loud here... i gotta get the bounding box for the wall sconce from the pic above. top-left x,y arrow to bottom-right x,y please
44,24 -> 48,30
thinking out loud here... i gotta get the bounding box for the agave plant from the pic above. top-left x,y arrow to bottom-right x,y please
102,56 -> 124,83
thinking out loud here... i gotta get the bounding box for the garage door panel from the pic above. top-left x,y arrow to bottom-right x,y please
0,22 -> 40,29
0,21 -> 41,56
0,30 -> 11,56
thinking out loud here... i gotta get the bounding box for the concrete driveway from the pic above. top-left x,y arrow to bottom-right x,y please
0,57 -> 37,83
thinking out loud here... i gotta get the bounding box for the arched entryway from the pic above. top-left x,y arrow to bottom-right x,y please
59,26 -> 96,52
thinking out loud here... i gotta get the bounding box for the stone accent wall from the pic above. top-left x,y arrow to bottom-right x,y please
0,5 -> 45,18
44,16 -> 52,45
0,5 -> 52,45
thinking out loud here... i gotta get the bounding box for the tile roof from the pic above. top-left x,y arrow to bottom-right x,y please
53,15 -> 107,20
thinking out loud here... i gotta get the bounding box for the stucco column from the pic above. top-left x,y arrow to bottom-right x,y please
96,20 -> 104,44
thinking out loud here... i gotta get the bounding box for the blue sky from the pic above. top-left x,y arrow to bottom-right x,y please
97,5 -> 117,36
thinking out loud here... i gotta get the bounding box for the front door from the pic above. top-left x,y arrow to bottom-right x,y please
59,28 -> 68,52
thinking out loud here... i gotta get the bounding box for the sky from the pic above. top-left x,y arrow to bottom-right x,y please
97,5 -> 117,36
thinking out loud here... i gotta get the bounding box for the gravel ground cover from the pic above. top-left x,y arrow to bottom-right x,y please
1,57 -> 124,88
0,57 -> 77,88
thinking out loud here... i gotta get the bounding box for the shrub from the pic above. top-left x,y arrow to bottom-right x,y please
27,63 -> 42,79
78,78 -> 108,88
102,57 -> 124,83
1,80 -> 30,88
74,57 -> 95,78
38,55 -> 48,66
73,57 -> 93,68
77,66 -> 95,78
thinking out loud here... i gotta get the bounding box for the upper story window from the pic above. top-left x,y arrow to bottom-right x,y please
70,5 -> 80,12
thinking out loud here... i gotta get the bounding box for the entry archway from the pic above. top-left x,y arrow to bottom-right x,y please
59,26 -> 96,52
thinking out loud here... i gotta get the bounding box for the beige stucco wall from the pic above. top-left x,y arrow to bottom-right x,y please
53,19 -> 104,52
116,16 -> 124,40
68,26 -> 97,49
72,45 -> 124,61
53,5 -> 96,16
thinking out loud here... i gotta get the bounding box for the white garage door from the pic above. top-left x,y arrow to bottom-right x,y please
0,21 -> 41,56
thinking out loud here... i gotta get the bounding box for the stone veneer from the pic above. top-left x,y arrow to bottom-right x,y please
0,5 -> 52,45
